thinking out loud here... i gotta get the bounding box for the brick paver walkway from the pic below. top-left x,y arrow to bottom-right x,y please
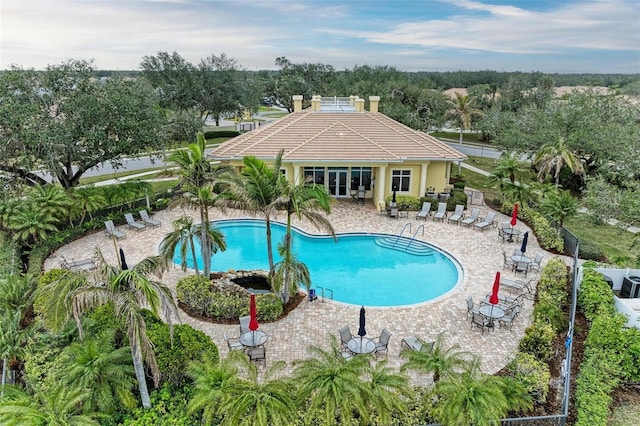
45,201 -> 550,384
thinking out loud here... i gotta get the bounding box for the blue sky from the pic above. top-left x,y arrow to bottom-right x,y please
1,0 -> 638,73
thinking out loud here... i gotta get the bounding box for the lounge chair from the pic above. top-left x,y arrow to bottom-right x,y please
139,210 -> 161,227
124,213 -> 146,231
460,208 -> 480,227
224,332 -> 244,351
432,202 -> 447,222
239,315 -> 251,334
447,204 -> 465,224
60,255 -> 96,272
416,202 -> 432,221
501,278 -> 535,297
474,211 -> 496,231
499,306 -> 521,330
104,220 -> 126,240
247,346 -> 266,366
401,336 -> 434,352
338,326 -> 354,351
373,328 -> 392,357
481,293 -> 524,313
471,312 -> 491,334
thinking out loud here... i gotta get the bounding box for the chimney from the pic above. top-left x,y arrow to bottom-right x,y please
292,95 -> 303,113
355,98 -> 365,112
369,96 -> 380,112
311,95 -> 321,112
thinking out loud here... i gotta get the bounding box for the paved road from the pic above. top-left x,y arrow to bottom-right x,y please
443,141 -> 501,159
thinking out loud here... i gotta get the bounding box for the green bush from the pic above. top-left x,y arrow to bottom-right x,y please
577,270 -> 615,321
203,130 -> 240,139
385,195 -> 421,210
117,383 -> 196,426
452,181 -> 466,190
519,322 -> 556,362
446,190 -> 467,210
507,352 -> 551,405
176,275 -> 212,315
501,202 -> 564,252
577,240 -> 605,261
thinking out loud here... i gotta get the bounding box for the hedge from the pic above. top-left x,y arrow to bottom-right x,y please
502,202 -> 564,252
203,130 -> 240,139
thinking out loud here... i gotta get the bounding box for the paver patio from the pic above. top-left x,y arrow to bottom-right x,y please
45,201 -> 550,385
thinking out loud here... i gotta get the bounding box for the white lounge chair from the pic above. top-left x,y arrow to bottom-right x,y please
432,202 -> 447,222
416,202 -> 432,220
139,210 -> 161,227
460,208 -> 480,227
474,212 -> 496,231
447,204 -> 465,224
104,220 -> 126,240
124,213 -> 146,231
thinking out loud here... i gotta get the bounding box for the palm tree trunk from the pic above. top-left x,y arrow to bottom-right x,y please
200,207 -> 211,277
131,345 -> 152,409
189,239 -> 200,276
1,358 -> 7,396
459,128 -> 463,145
265,217 -> 274,273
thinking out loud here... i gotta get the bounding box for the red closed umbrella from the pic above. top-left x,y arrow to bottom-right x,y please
510,203 -> 519,227
489,271 -> 501,305
249,294 -> 259,335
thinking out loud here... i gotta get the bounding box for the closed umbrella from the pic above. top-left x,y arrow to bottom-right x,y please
510,203 -> 519,227
119,248 -> 129,271
249,294 -> 259,339
520,231 -> 529,254
357,306 -> 366,345
489,271 -> 501,305
391,187 -> 397,205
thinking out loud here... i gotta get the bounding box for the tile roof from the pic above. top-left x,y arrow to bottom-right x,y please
210,110 -> 466,163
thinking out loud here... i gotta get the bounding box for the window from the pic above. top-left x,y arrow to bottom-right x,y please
391,170 -> 411,192
350,167 -> 372,190
303,167 -> 325,184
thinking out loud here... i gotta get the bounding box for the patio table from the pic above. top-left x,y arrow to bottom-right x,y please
347,337 -> 375,354
479,305 -> 505,328
240,330 -> 268,348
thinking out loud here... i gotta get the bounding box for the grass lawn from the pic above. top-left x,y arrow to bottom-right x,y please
564,213 -> 640,267
80,167 -> 169,185
610,402 -> 640,426
465,156 -> 498,172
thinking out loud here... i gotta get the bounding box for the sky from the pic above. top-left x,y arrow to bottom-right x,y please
1,0 -> 639,73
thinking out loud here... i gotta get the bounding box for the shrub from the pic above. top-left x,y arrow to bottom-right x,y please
507,352 -> 551,405
577,270 -> 615,321
117,383 -> 196,426
501,202 -> 564,252
452,181 -> 466,190
578,240 -> 605,261
176,275 -> 212,315
203,130 -> 240,139
519,322 -> 556,362
385,195 -> 421,210
446,190 -> 467,210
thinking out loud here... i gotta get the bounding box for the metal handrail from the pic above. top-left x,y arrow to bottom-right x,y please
393,223 -> 412,246
315,286 -> 333,303
406,224 -> 425,249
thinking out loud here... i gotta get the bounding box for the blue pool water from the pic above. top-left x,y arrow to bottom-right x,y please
172,219 -> 461,307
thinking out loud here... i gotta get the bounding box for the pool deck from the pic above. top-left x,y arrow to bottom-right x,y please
45,201 -> 552,384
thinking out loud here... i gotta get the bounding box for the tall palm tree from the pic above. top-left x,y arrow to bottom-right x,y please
222,151 -> 285,274
533,136 -> 584,187
169,132 -> 230,277
447,92 -> 483,145
0,384 -> 101,425
62,331 -> 137,413
293,335 -> 371,425
400,333 -> 470,383
159,215 -> 226,276
431,358 -> 532,426
42,248 -> 178,409
539,189 -> 578,226
273,180 -> 334,303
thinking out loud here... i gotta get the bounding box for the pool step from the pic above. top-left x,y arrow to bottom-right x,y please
375,237 -> 434,256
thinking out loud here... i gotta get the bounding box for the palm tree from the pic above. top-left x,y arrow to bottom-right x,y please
222,151 -> 285,274
62,331 -> 137,413
447,92 -> 483,145
400,333 -> 470,383
169,132 -> 230,277
215,351 -> 297,426
0,384 -> 101,425
366,359 -> 410,424
533,136 -> 584,187
159,215 -> 226,276
26,184 -> 72,224
6,207 -> 59,249
41,248 -> 178,409
501,181 -> 533,206
187,354 -> 238,425
539,189 -> 578,226
293,335 -> 371,425
271,244 -> 310,305
431,358 -> 532,426
69,186 -> 106,225
493,153 -> 527,183
273,180 -> 334,303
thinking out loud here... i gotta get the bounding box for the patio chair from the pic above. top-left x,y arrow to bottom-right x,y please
466,295 -> 480,318
432,202 -> 447,222
514,260 -> 529,277
224,332 -> 244,351
529,253 -> 544,272
124,213 -> 146,232
460,208 -> 480,227
239,315 -> 251,334
139,210 -> 161,227
474,211 -> 496,231
357,186 -> 365,205
104,220 -> 126,240
373,328 -> 392,357
338,326 -> 354,351
247,346 -> 266,366
502,251 -> 515,270
499,306 -> 521,330
416,202 -> 432,220
471,312 -> 492,334
498,222 -> 510,242
447,204 -> 465,224
388,207 -> 398,219
401,336 -> 434,353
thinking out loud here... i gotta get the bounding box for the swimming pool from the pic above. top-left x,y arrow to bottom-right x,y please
172,219 -> 462,307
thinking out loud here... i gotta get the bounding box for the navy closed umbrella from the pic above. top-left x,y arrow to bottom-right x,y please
357,306 -> 366,339
119,248 -> 129,270
520,231 -> 529,254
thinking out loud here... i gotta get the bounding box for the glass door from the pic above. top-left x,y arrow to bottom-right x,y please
328,169 -> 348,197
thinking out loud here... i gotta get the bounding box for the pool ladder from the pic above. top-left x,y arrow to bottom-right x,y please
315,286 -> 333,303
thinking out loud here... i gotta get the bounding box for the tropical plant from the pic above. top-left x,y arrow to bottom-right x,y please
493,153 -> 527,183
187,354 -> 238,425
538,189 -> 578,226
68,186 -> 106,225
446,92 -> 483,144
400,333 -> 470,383
293,335 -> 371,425
169,132 -> 230,277
61,331 -> 137,413
366,359 -> 410,424
5,205 -> 59,249
533,136 -> 584,187
0,310 -> 33,390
